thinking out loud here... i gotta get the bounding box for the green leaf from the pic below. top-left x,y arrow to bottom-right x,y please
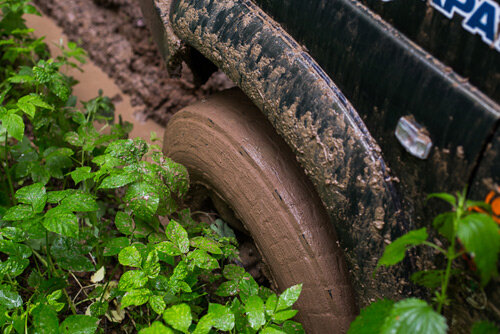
432,212 -> 455,241
124,182 -> 160,221
216,280 -> 238,297
273,310 -> 298,323
245,295 -> 266,330
457,213 -> 500,285
144,250 -> 160,278
43,207 -> 79,238
377,228 -> 428,269
118,246 -> 142,267
47,189 -> 76,203
276,284 -> 302,311
0,287 -> 22,309
2,204 -> 34,221
64,131 -> 83,146
89,301 -> 108,317
121,288 -> 151,308
70,167 -> 93,185
166,220 -> 189,253
50,236 -> 95,272
139,321 -> 174,334
0,240 -> 32,258
471,321 -> 499,334
266,293 -> 278,316
207,303 -> 234,331
156,241 -> 182,256
348,299 -> 394,334
103,237 -> 129,256
0,227 -> 27,242
410,270 -> 452,289
192,314 -> 214,334
26,95 -> 52,110
59,315 -> 99,334
1,113 -> 24,141
223,264 -> 245,280
282,321 -> 305,334
15,182 -> 46,213
32,304 -> 59,334
99,173 -> 138,189
148,295 -> 166,315
61,193 -> 99,212
115,211 -> 134,235
190,237 -> 222,254
381,298 -> 447,334
187,249 -> 219,270
119,270 -> 148,290
239,273 -> 259,303
427,193 -> 456,207
261,328 -> 286,334
17,97 -> 35,117
162,303 -> 192,333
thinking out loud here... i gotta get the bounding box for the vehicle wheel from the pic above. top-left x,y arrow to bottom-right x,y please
163,89 -> 357,333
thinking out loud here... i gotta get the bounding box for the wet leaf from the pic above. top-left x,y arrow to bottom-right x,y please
162,303 -> 192,333
103,237 -> 129,256
381,298 -> 446,334
15,182 -> 46,213
238,273 -> 259,303
119,270 -> 148,290
43,207 -> 79,238
223,264 -> 245,280
0,286 -> 22,309
139,321 -> 174,334
32,304 -> 58,333
215,280 -> 238,297
282,321 -> 305,334
70,166 -> 93,185
190,237 -> 222,254
273,310 -> 298,323
118,245 -> 142,268
276,284 -> 302,311
149,295 -> 166,315
187,249 -> 219,270
266,293 -> 278,316
1,113 -> 24,141
207,303 -> 234,331
3,204 -> 34,221
124,182 -> 159,221
61,192 -> 98,212
99,172 -> 137,189
59,315 -> 98,334
166,220 -> 189,253
245,295 -> 265,330
50,236 -> 94,272
121,288 -> 151,308
156,241 -> 182,256
260,328 -> 286,334
192,314 -> 214,334
115,211 -> 134,235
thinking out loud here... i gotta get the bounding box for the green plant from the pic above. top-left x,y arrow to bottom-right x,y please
0,2 -> 304,333
348,190 -> 500,334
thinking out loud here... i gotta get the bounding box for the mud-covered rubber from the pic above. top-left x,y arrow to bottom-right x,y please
163,89 -> 357,333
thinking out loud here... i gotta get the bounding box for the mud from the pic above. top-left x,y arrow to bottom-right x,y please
32,0 -> 234,125
164,89 -> 357,333
163,0 -> 412,307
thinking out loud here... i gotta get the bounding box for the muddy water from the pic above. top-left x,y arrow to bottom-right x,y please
25,13 -> 164,143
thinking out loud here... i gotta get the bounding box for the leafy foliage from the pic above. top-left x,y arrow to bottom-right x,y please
0,3 -> 303,332
350,190 -> 500,333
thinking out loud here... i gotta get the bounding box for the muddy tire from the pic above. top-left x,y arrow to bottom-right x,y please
163,89 -> 357,333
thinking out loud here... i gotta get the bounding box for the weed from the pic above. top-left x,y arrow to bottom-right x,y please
0,2 -> 303,333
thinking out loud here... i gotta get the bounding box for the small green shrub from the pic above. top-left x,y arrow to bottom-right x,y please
349,190 -> 500,334
0,2 -> 303,333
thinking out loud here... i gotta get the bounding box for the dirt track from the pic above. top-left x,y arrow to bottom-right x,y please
33,0 -> 234,125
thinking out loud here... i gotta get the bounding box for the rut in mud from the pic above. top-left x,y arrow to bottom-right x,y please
33,0 -> 234,125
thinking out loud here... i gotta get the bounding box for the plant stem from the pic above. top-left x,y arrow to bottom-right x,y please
437,206 -> 461,313
422,241 -> 447,255
63,288 -> 77,315
3,131 -> 15,204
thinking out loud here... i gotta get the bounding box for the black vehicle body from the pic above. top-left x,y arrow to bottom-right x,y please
141,0 -> 499,319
